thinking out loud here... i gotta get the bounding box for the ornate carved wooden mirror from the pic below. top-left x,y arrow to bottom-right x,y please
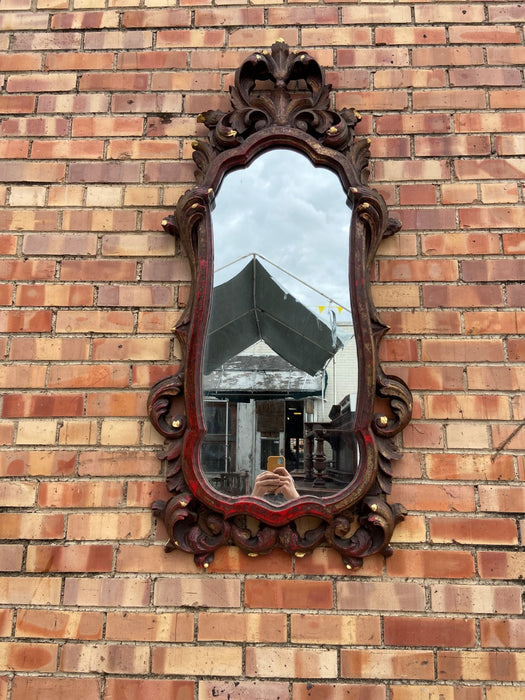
148,41 -> 412,570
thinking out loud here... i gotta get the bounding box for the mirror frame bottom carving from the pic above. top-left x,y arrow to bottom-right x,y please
148,41 -> 412,570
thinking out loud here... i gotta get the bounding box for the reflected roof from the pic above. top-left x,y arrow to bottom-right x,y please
204,257 -> 343,376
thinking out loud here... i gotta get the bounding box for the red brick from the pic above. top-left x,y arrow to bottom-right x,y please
402,422 -> 444,449
293,684 -> 386,700
9,338 -> 90,361
12,677 -> 100,700
245,646 -> 336,679
0,450 -> 76,477
38,481 -> 124,508
0,576 -> 61,605
50,10 -> 119,30
67,512 -> 152,540
2,394 -> 84,418
414,89 -> 485,111
60,642 -> 149,674
106,612 -> 193,642
380,311 -> 461,335
449,25 -> 520,44
15,609 -> 102,640
55,310 -> 134,334
426,454 -> 514,482
338,48 -> 409,68
422,339 -> 505,363
425,394 -> 510,421
423,284 -> 503,308
45,52 -> 114,71
78,450 -> 160,476
0,545 -> 23,572
63,578 -> 150,607
84,31 -> 153,51
268,7 -> 337,25
0,513 -> 64,539
414,46 -> 484,68
0,95 -> 36,114
32,139 -> 104,160
387,549 -> 475,579
0,365 -> 46,389
245,579 -> 332,610
478,551 -> 525,581
16,284 -> 93,307
432,583 -> 522,614
290,614 -> 380,645
104,679 -> 194,700
384,616 -> 475,648
198,612 -> 287,643
0,53 -> 42,72
155,577 -> 241,608
479,486 -> 525,513
68,161 -> 141,183
480,618 -> 525,648
116,545 -> 199,574
0,642 -> 58,671
453,67 -> 521,87
341,649 -> 433,680
337,581 -> 425,611
26,544 -> 113,573
377,113 -> 450,135
438,651 -> 525,682
118,51 -> 187,70
391,483 -> 475,512
430,517 -> 517,546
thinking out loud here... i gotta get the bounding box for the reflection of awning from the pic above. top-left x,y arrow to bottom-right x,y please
204,258 -> 343,375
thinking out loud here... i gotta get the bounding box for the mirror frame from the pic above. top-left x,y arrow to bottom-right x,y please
148,41 -> 412,570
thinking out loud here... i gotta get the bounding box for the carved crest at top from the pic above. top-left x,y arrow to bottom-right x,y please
193,40 -> 367,180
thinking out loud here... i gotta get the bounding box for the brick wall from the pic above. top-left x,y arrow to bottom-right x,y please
1,2 -> 524,698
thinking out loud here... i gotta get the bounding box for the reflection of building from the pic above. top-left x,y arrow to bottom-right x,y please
203,335 -> 358,496
201,258 -> 359,496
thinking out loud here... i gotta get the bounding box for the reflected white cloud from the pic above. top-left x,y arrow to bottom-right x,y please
212,149 -> 353,326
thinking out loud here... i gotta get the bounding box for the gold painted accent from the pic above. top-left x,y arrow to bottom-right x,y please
351,187 -> 358,193
172,419 -> 182,428
366,138 -> 372,144
328,126 -> 338,134
248,553 -> 259,557
203,562 -> 209,568
191,139 -> 199,148
353,109 -> 362,120
174,541 -> 179,547
226,129 -> 237,137
262,49 -> 269,55
346,564 -> 352,570
370,503 -> 378,512
197,113 -> 205,123
161,219 -> 168,227
379,415 -> 388,426
360,202 -> 370,210
191,203 -> 199,209
255,53 -> 262,60
208,188 -> 213,195
276,37 -> 285,43
295,552 -> 306,558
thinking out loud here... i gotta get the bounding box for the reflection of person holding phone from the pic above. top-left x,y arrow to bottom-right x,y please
251,466 -> 299,501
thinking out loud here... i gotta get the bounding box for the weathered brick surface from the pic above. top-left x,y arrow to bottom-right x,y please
0,2 -> 523,697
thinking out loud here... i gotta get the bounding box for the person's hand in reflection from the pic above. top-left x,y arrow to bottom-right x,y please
251,466 -> 299,501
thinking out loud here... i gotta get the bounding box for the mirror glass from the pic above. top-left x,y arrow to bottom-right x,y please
201,149 -> 359,501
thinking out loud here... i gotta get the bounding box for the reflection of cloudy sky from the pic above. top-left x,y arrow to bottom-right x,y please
212,149 -> 353,325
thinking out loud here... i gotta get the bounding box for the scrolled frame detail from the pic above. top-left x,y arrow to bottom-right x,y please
148,41 -> 412,570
